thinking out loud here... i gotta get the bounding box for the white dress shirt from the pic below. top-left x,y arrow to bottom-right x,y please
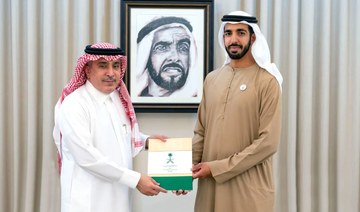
56,81 -> 147,212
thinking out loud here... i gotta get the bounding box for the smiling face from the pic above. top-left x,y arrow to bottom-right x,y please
147,26 -> 191,92
85,59 -> 121,94
223,23 -> 255,60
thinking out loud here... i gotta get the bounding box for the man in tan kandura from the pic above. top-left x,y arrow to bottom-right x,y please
189,10 -> 283,212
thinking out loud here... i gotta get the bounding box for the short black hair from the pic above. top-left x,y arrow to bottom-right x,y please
249,25 -> 254,35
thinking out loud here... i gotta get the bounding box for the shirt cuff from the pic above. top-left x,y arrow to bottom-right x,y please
119,169 -> 141,189
140,133 -> 149,150
140,133 -> 149,142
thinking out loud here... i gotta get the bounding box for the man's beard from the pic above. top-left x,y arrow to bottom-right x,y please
225,38 -> 251,60
147,62 -> 189,92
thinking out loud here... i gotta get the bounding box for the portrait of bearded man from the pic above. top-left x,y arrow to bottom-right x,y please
135,16 -> 198,98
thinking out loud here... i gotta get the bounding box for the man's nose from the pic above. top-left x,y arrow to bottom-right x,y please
106,67 -> 115,76
229,34 -> 240,44
168,46 -> 180,61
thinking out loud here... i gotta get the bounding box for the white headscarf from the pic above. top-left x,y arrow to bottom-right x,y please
218,11 -> 283,88
136,16 -> 198,97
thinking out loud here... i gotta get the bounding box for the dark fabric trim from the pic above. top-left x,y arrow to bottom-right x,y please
221,15 -> 258,23
84,45 -> 124,55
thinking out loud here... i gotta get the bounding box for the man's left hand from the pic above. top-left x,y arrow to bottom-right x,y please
146,134 -> 168,149
148,134 -> 168,142
192,163 -> 212,179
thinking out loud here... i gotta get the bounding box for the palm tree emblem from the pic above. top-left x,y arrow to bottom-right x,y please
167,153 -> 174,164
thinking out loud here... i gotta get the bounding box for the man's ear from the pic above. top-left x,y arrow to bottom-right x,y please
251,33 -> 256,44
84,64 -> 91,78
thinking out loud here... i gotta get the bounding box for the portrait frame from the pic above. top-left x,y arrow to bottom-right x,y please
120,0 -> 214,112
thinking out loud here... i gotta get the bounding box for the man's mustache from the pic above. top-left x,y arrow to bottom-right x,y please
161,62 -> 184,72
103,77 -> 116,82
228,44 -> 242,48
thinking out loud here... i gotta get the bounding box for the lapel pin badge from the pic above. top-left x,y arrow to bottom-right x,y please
240,84 -> 247,91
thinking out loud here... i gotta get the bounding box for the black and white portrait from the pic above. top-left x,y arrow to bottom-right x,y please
128,8 -> 205,104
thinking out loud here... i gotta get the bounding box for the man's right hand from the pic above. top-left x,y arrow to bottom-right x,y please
136,175 -> 167,196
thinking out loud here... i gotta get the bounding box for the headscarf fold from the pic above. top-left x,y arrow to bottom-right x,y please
53,42 -> 142,174
218,11 -> 283,88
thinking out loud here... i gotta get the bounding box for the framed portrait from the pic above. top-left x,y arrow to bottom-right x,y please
120,0 -> 214,112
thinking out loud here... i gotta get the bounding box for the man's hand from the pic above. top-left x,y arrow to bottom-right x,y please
148,134 -> 168,141
136,175 -> 167,196
146,135 -> 168,149
192,163 -> 212,179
